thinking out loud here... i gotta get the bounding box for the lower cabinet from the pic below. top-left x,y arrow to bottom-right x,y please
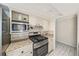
48,38 -> 54,53
20,52 -> 32,56
11,33 -> 28,41
6,45 -> 33,56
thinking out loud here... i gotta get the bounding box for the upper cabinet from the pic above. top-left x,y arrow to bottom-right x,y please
12,11 -> 20,20
12,11 -> 29,22
21,14 -> 29,22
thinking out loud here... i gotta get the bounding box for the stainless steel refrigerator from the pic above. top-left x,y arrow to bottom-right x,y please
0,4 -> 11,56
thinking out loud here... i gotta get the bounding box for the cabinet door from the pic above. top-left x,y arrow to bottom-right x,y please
21,14 -> 29,22
12,11 -> 20,20
6,48 -> 21,56
48,38 -> 53,53
19,45 -> 33,56
6,45 -> 33,56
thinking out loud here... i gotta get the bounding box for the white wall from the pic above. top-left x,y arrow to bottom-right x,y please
29,16 -> 49,31
48,19 -> 54,31
56,15 -> 77,47
48,17 -> 55,32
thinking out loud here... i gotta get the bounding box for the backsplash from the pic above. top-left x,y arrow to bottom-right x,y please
41,31 -> 54,36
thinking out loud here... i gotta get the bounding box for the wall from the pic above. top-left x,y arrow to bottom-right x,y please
29,16 -> 49,31
56,15 -> 77,47
45,17 -> 55,51
48,18 -> 55,31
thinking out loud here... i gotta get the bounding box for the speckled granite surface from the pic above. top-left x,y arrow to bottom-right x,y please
6,39 -> 33,53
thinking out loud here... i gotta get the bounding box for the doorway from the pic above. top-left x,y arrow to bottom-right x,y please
55,15 -> 77,56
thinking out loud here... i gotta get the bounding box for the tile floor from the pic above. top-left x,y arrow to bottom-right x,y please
48,41 -> 77,56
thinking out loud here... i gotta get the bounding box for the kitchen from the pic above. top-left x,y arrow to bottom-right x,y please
0,4 -> 54,56
1,3 -> 79,56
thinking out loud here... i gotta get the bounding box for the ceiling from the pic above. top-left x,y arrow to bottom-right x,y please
2,3 -> 79,20
52,3 -> 79,16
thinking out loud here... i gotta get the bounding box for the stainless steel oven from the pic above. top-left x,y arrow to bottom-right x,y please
29,32 -> 48,56
33,40 -> 48,56
11,22 -> 29,33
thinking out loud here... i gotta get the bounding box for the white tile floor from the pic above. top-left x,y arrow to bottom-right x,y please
48,41 -> 77,56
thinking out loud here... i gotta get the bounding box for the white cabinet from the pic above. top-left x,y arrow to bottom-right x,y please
6,45 -> 33,56
48,38 -> 53,53
19,45 -> 33,56
11,33 -> 28,41
12,11 -> 20,20
21,14 -> 29,22
12,11 -> 29,22
6,48 -> 21,56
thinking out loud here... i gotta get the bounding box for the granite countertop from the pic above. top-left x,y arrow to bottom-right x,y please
41,31 -> 54,38
42,34 -> 54,39
6,39 -> 33,53
44,34 -> 53,38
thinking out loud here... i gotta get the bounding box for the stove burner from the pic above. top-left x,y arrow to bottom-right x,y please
29,35 -> 48,43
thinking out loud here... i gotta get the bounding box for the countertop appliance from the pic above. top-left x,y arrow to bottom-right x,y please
29,32 -> 48,56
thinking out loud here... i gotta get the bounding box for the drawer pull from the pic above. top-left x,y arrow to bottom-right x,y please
30,52 -> 32,53
21,51 -> 24,53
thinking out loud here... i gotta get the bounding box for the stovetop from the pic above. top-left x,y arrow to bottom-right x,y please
29,35 -> 48,43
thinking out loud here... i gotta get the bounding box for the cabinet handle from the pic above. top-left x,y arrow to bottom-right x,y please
30,52 -> 32,53
21,51 -> 24,53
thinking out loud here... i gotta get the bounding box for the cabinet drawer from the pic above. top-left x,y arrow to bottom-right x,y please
20,45 -> 33,52
19,46 -> 33,56
6,48 -> 21,56
19,51 -> 33,56
11,34 -> 28,40
6,45 -> 33,56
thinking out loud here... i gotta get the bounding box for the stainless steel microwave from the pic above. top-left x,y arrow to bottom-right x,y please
11,22 -> 29,33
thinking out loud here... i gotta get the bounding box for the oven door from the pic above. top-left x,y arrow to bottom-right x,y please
33,43 -> 48,56
11,22 -> 29,33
